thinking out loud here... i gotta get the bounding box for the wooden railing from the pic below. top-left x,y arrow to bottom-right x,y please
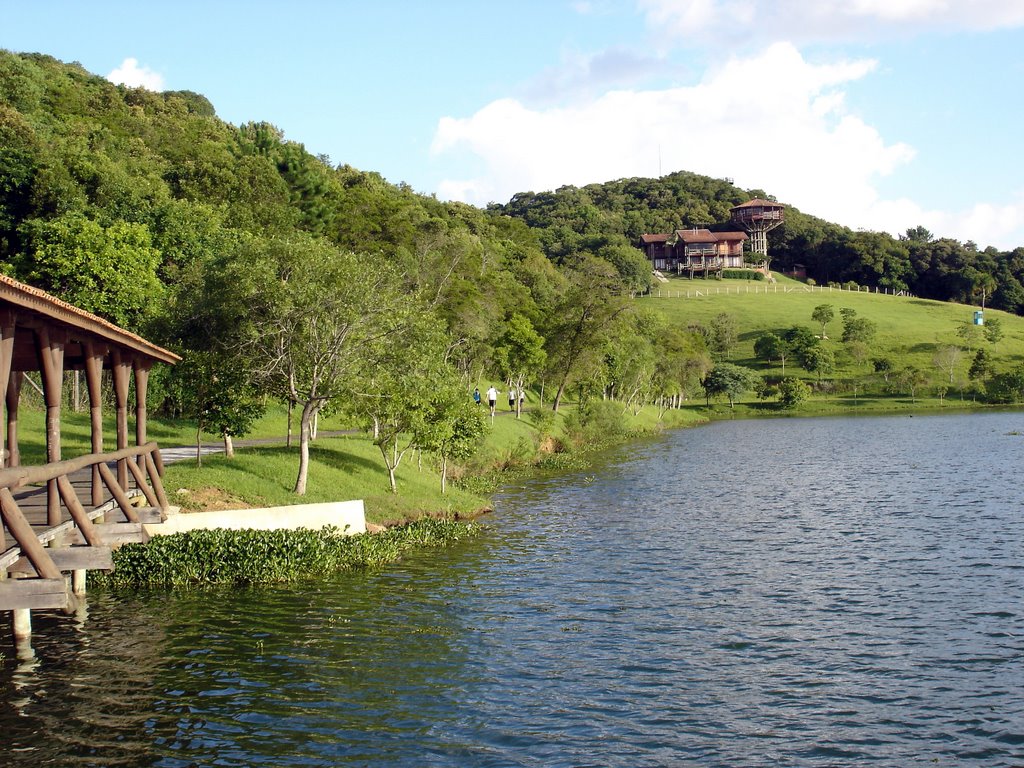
0,442 -> 169,612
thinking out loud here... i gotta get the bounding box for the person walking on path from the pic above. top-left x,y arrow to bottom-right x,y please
473,387 -> 481,406
486,385 -> 499,417
508,387 -> 516,411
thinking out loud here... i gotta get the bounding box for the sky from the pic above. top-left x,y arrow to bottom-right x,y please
3,1 -> 1024,249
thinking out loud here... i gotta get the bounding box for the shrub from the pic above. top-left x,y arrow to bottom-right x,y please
89,519 -> 480,588
562,399 -> 627,447
721,269 -> 765,281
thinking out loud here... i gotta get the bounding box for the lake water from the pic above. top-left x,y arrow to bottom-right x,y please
2,411 -> 1024,766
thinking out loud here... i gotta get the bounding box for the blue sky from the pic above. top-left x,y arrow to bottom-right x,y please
3,1 -> 1024,249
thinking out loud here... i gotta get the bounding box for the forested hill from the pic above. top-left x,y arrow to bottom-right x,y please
492,173 -> 1024,316
0,49 -> 563,332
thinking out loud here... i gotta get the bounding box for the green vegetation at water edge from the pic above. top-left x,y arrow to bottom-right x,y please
89,517 -> 480,588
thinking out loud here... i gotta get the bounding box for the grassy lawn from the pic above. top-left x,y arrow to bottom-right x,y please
641,274 -> 1024,385
162,434 -> 489,526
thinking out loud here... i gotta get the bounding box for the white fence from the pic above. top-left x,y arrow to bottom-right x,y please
637,283 -> 914,300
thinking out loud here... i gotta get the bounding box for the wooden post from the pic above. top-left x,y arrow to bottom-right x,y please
144,451 -> 170,512
97,462 -> 141,523
111,349 -> 130,490
133,359 -> 150,446
83,341 -> 105,507
5,372 -> 21,468
35,327 -> 65,527
0,311 -> 13,471
13,606 -> 31,642
0,488 -> 63,580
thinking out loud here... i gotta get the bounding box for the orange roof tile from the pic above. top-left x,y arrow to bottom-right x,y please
732,198 -> 784,210
0,273 -> 180,364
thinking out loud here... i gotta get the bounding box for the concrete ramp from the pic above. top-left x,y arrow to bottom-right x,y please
143,500 -> 366,537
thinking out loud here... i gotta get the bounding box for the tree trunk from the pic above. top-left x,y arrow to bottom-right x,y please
195,420 -> 203,467
386,436 -> 399,494
223,432 -> 234,458
552,377 -> 568,412
441,455 -> 448,495
294,402 -> 315,495
286,399 -> 293,448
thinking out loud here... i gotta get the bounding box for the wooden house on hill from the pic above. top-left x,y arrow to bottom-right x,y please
729,198 -> 785,259
639,228 -> 748,277
640,198 -> 786,277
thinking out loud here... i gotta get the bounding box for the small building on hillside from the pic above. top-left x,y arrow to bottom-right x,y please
729,198 -> 785,260
639,228 -> 748,276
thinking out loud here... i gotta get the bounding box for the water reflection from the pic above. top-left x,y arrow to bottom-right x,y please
2,411 -> 1024,766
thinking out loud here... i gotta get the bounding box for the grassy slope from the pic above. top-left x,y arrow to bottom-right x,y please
644,274 -> 1024,413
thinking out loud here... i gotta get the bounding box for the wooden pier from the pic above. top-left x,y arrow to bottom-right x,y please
0,274 -> 179,642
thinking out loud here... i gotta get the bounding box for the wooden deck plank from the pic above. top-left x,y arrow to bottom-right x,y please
0,578 -> 68,610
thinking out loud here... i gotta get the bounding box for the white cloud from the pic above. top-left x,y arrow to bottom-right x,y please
637,0 -> 1024,45
433,43 -> 910,222
433,38 -> 1024,249
874,194 -> 1024,250
432,40 -> 1024,249
106,58 -> 165,91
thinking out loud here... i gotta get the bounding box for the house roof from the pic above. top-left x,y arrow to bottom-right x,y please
732,198 -> 784,210
640,233 -> 670,243
0,273 -> 181,366
674,229 -> 748,243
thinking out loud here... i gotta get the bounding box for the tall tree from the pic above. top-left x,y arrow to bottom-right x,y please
812,304 -> 834,338
703,363 -> 760,408
544,255 -> 631,412
492,313 -> 547,419
241,235 -> 411,495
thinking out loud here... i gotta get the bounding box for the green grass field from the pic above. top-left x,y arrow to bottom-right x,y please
642,274 -> 1024,389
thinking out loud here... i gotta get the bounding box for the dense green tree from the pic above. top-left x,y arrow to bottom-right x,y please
416,380 -> 487,495
239,235 -> 412,495
14,212 -> 162,328
811,304 -> 834,338
801,345 -> 835,382
983,316 -> 1004,346
968,348 -> 992,384
986,366 -> 1024,403
777,377 -> 811,409
169,350 -> 264,463
703,363 -> 760,408
754,331 -> 790,374
492,313 -> 547,418
841,315 -> 877,345
356,317 -> 457,494
709,312 -> 739,360
784,325 -> 820,369
895,366 -> 929,402
543,255 -> 631,412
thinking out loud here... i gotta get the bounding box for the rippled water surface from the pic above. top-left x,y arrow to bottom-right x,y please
2,412 -> 1024,766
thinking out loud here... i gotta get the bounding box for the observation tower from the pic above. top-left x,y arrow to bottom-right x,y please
729,198 -> 785,264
